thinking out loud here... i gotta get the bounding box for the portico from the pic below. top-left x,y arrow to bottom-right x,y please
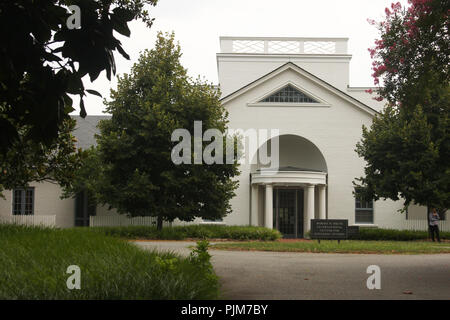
251,167 -> 327,238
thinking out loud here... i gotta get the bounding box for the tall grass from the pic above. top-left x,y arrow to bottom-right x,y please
0,224 -> 219,299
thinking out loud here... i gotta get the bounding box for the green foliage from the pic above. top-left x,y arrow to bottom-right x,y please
61,146 -> 101,201
0,118 -> 84,197
93,225 -> 282,241
95,32 -> 240,226
355,104 -> 449,210
188,240 -> 218,286
0,224 -> 219,299
349,227 -> 450,241
0,0 -> 157,154
357,0 -> 450,211
154,256 -> 179,273
368,1 -> 449,105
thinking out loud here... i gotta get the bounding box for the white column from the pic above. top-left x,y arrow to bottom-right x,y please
304,184 -> 315,233
251,185 -> 259,226
265,184 -> 273,229
318,185 -> 326,220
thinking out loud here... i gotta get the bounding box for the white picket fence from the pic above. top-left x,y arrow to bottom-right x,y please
384,219 -> 450,232
89,216 -> 448,231
90,215 -> 171,227
0,215 -> 56,227
2,214 -> 447,232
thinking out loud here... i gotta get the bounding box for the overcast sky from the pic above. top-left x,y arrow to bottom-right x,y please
73,0 -> 409,115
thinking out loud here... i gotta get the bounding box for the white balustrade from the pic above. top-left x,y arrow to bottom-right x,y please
220,37 -> 348,55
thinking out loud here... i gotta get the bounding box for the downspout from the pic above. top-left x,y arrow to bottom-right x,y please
326,173 -> 328,220
249,173 -> 252,225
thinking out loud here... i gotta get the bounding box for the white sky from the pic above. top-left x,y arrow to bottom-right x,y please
73,0 -> 409,115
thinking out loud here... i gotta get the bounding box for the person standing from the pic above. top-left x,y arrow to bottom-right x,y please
429,208 -> 441,243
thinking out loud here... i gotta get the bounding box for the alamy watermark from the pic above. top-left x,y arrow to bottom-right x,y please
171,121 -> 280,172
366,265 -> 381,290
66,5 -> 81,30
66,265 -> 81,290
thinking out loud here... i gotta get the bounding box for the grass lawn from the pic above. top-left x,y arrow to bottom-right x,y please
210,239 -> 450,254
0,224 -> 219,299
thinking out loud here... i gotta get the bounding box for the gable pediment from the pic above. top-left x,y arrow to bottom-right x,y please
220,62 -> 377,116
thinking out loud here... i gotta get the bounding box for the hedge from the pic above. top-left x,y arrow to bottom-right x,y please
94,224 -> 282,241
348,227 -> 450,241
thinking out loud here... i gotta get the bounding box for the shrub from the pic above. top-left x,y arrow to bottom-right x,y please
350,227 -> 450,241
94,224 -> 282,241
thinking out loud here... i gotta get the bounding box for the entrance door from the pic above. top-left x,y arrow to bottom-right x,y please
75,190 -> 96,227
273,188 -> 304,238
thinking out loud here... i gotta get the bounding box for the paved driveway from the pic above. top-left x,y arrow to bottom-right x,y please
134,241 -> 450,300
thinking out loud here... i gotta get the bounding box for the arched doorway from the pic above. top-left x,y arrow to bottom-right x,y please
250,135 -> 328,238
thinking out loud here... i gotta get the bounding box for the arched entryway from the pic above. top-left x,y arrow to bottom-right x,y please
250,135 -> 328,238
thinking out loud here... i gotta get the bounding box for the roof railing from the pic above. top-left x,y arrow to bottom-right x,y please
220,36 -> 348,55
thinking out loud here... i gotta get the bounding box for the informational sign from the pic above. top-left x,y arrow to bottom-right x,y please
347,226 -> 360,238
310,219 -> 348,240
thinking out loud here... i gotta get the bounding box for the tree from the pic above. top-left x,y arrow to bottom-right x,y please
356,0 -> 450,213
0,0 -> 157,156
95,32 -> 240,229
62,146 -> 102,201
0,117 -> 84,198
61,146 -> 101,225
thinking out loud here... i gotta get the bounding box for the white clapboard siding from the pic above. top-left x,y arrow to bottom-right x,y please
90,215 -> 171,227
384,219 -> 450,232
0,215 -> 56,227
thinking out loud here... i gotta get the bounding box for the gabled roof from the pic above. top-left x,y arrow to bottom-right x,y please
71,115 -> 110,149
220,62 -> 378,116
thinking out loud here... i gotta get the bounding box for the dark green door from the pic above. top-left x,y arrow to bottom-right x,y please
75,190 -> 96,227
273,188 -> 304,238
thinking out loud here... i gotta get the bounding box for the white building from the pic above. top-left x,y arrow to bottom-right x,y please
215,37 -> 438,237
0,36 -> 444,235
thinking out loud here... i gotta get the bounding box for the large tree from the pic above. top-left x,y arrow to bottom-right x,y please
95,32 -> 240,229
0,0 -> 157,194
355,0 -> 449,213
0,0 -> 156,155
0,117 -> 84,197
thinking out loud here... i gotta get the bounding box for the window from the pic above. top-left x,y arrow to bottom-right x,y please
355,190 -> 373,224
261,85 -> 318,103
13,188 -> 34,215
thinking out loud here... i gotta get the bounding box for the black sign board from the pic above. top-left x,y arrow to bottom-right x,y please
347,226 -> 360,239
310,219 -> 348,240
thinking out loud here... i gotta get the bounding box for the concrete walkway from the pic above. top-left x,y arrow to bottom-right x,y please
133,241 -> 450,300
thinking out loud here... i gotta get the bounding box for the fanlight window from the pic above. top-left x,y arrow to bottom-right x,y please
261,85 -> 318,103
